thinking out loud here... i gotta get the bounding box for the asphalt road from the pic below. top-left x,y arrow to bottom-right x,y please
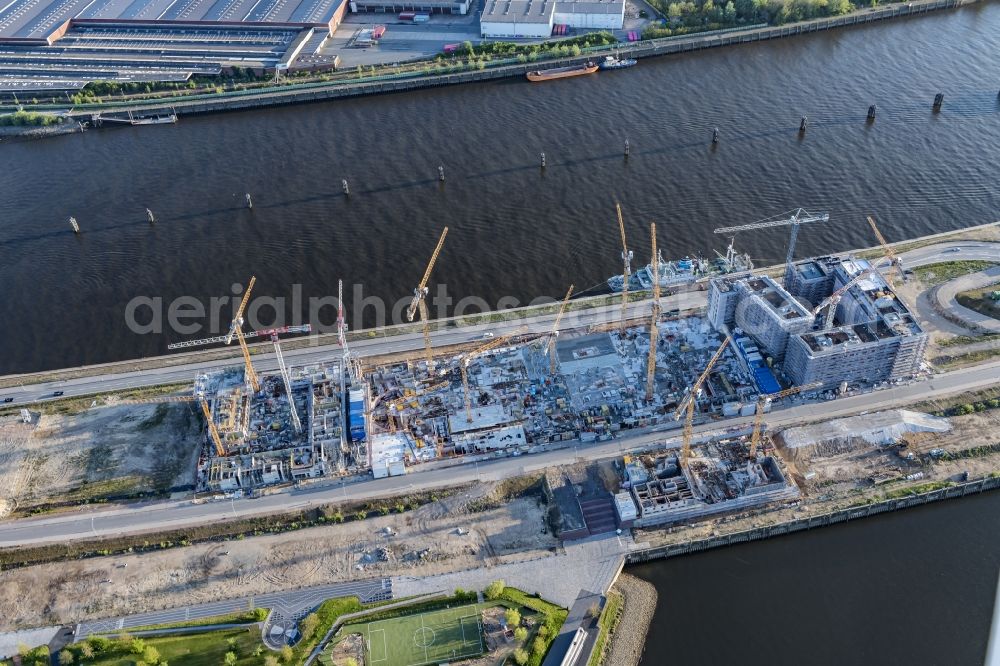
0,239 -> 997,547
3,355 -> 999,548
0,293 -> 702,405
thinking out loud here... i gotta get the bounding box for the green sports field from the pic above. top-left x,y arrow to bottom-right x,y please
356,604 -> 484,666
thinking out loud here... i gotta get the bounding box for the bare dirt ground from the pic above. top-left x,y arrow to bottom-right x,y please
0,484 -> 558,631
636,409 -> 1000,548
0,402 -> 200,517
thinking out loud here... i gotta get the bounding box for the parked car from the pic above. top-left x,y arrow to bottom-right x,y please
2,397 -> 13,403
53,391 -> 64,396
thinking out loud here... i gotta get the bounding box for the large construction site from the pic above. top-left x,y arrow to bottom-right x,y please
178,212 -> 929,511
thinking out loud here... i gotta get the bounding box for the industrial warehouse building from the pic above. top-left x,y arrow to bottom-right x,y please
0,0 -> 349,90
480,0 -> 624,38
349,0 -> 472,13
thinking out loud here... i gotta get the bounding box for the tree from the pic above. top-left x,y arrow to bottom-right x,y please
280,645 -> 294,663
485,580 -> 505,600
354,510 -> 367,521
513,627 -> 528,642
87,636 -> 111,654
79,643 -> 95,659
344,659 -> 359,666
532,636 -> 546,656
300,612 -> 320,640
58,649 -> 74,664
143,645 -> 161,664
130,638 -> 146,654
513,648 -> 529,665
224,651 -> 238,666
504,608 -> 521,628
587,601 -> 601,618
264,656 -> 280,666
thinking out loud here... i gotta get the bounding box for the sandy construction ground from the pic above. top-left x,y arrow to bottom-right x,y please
0,484 -> 558,631
0,401 -> 201,517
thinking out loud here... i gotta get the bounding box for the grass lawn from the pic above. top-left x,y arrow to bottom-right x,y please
344,604 -> 484,666
956,285 -> 1000,320
81,627 -> 266,665
912,260 -> 996,286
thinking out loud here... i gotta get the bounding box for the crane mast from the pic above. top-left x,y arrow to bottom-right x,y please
748,382 -> 822,459
866,215 -> 903,286
406,227 -> 449,370
673,336 -> 731,464
198,393 -> 225,457
271,332 -> 302,433
617,203 -> 634,332
645,223 -> 660,401
547,284 -> 575,374
336,279 -> 362,383
224,276 -> 260,393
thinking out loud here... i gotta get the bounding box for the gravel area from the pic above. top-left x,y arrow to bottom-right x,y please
603,573 -> 657,666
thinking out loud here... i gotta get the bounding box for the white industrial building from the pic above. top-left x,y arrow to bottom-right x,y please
480,0 -> 624,38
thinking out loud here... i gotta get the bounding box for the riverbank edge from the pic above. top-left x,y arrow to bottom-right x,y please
626,472 -> 1000,564
601,574 -> 657,666
4,0 -> 976,122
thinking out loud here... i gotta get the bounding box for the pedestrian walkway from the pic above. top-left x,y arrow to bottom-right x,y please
76,578 -> 391,639
393,533 -> 632,609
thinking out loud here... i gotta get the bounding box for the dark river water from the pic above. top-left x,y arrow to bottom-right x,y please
631,491 -> 1000,666
1,3 -> 999,375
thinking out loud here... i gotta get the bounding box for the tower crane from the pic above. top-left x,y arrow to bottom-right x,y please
225,276 -> 260,393
714,208 -> 830,281
461,329 -> 528,423
866,215 -> 903,286
270,330 -> 302,433
406,227 -> 449,370
199,396 -> 226,457
547,284 -> 575,375
167,324 -> 310,350
747,382 -> 822,459
672,336 -> 731,465
645,223 -> 660,401
809,266 -> 877,329
337,279 -> 362,383
616,203 -> 634,332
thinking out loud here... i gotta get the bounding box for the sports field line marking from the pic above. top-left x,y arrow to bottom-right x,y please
421,612 -> 428,664
368,626 -> 387,664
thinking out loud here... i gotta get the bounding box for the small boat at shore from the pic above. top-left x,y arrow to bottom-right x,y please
599,55 -> 637,70
526,62 -> 598,82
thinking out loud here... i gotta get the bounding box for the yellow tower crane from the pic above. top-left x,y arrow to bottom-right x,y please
199,396 -> 226,457
616,203 -> 634,332
547,284 -> 575,375
673,335 -> 731,465
461,329 -> 527,423
645,223 -> 660,401
406,227 -> 449,370
747,382 -> 822,459
866,215 -> 903,286
225,275 -> 260,393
